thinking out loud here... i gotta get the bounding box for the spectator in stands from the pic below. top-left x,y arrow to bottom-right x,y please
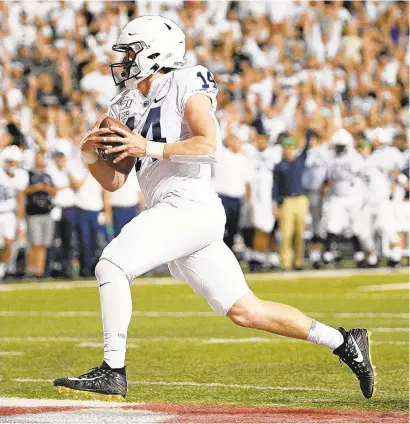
48,146 -> 85,278
108,171 -> 143,238
24,151 -> 56,278
74,169 -> 108,277
272,136 -> 311,271
0,0 -> 408,276
212,135 -> 252,250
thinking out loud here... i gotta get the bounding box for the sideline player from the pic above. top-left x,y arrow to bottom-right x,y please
0,146 -> 28,279
321,129 -> 364,266
54,16 -> 375,399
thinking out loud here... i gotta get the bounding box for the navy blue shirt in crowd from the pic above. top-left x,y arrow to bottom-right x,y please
26,170 -> 54,215
272,134 -> 313,206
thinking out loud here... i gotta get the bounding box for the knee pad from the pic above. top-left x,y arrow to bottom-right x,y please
95,259 -> 130,285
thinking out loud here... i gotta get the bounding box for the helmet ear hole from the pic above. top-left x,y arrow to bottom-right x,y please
148,53 -> 160,60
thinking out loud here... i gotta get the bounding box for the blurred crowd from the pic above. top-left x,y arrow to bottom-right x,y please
0,0 -> 409,280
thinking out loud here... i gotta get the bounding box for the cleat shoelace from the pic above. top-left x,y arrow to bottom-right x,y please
79,367 -> 110,379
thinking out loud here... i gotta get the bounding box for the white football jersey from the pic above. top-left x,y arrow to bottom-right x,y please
303,143 -> 330,192
326,148 -> 363,197
108,65 -> 221,209
359,155 -> 391,205
0,168 -> 29,213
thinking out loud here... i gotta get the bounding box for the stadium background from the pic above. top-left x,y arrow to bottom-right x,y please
0,0 -> 409,279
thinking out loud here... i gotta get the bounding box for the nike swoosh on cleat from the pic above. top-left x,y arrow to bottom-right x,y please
352,337 -> 364,362
154,95 -> 166,103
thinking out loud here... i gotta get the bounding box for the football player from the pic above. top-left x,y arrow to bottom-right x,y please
302,130 -> 329,269
356,138 -> 401,267
0,146 -> 28,280
245,134 -> 281,271
363,129 -> 404,266
321,129 -> 365,266
54,16 -> 374,399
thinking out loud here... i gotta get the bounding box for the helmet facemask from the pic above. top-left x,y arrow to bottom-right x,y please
110,41 -> 154,88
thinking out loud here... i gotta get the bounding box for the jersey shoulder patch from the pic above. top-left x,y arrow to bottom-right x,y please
173,65 -> 218,116
107,89 -> 131,120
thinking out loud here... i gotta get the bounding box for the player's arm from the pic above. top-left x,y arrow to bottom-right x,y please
162,94 -> 218,162
101,94 -> 219,164
80,114 -> 128,192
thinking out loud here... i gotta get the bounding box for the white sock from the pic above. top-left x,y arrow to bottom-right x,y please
323,251 -> 334,263
367,253 -> 378,266
95,259 -> 132,369
391,246 -> 402,262
309,249 -> 321,263
267,252 -> 280,267
307,319 -> 344,350
0,263 -> 5,279
354,251 -> 365,262
252,250 -> 265,263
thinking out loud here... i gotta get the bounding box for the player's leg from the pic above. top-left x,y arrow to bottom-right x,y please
293,196 -> 308,269
171,239 -> 374,398
54,199 -> 227,396
308,192 -> 323,268
378,203 -> 402,266
323,197 -> 345,264
278,198 -> 294,271
0,212 -> 18,279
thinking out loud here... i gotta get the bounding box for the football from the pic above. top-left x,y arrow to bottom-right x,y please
97,116 -> 136,175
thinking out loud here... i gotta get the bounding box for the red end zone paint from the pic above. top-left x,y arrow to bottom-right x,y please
1,402 -> 408,423
127,403 -> 409,423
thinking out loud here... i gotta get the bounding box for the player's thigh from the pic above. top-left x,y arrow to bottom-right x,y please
101,200 -> 225,281
325,197 -> 347,234
252,201 -> 275,234
0,212 -> 17,243
168,240 -> 251,316
377,203 -> 399,242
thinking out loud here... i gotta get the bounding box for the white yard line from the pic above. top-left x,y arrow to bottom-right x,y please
0,334 -> 407,345
361,282 -> 409,292
0,267 -> 407,291
0,397 -> 137,407
9,379 -> 355,393
0,310 -> 408,318
0,351 -> 23,356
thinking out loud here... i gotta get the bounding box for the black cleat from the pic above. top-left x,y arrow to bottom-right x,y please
333,328 -> 375,399
53,362 -> 127,397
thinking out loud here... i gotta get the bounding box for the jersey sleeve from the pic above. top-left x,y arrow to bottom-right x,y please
176,65 -> 219,117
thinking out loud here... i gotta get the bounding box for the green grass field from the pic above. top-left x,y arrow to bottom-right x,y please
0,271 -> 408,413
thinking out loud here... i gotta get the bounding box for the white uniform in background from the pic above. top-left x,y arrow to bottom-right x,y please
102,65 -> 250,315
110,170 -> 141,209
323,148 -> 363,237
392,149 -> 409,235
0,168 -> 28,243
211,146 -> 252,199
75,169 -> 103,213
303,143 -> 330,240
357,145 -> 404,261
247,145 -> 281,234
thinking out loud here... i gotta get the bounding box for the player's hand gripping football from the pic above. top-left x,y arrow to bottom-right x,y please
80,113 -> 114,154
90,126 -> 148,163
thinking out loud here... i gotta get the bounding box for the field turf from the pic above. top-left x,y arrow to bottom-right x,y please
0,270 -> 408,414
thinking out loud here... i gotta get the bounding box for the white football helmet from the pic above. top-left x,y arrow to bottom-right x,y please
331,129 -> 354,147
110,15 -> 185,89
331,129 -> 353,156
1,145 -> 21,174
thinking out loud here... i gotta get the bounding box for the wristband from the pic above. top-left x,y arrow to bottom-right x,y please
81,150 -> 98,164
146,141 -> 165,159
